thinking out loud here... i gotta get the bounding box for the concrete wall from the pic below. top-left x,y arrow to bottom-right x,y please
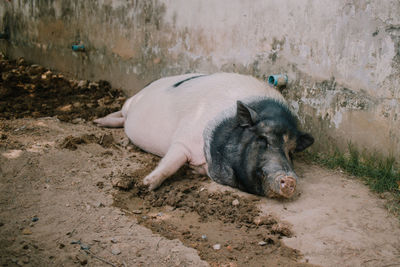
1,0 -> 399,160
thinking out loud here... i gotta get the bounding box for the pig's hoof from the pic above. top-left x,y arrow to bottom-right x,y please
93,118 -> 106,127
143,176 -> 161,191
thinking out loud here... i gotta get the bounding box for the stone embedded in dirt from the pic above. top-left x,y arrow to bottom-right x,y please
111,176 -> 134,190
96,202 -> 105,208
31,217 -> 39,222
111,238 -> 117,243
22,228 -> 32,235
271,222 -> 292,237
201,234 -> 207,240
258,241 -> 267,246
253,215 -> 277,226
71,118 -> 85,124
232,199 -> 240,206
213,244 -> 221,250
57,104 -> 72,112
111,248 -> 121,255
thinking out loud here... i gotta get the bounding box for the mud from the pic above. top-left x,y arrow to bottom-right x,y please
113,165 -> 305,266
0,57 -> 125,122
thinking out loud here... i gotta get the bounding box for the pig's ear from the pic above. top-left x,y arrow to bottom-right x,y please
236,101 -> 258,127
295,132 -> 314,152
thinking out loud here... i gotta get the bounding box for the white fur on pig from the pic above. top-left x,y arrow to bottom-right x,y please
95,73 -> 285,190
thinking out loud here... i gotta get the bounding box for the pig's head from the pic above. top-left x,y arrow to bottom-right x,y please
236,100 -> 314,198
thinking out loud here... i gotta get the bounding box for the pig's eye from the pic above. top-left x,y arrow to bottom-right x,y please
259,135 -> 269,146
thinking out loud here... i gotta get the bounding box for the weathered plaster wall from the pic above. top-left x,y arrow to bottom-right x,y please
1,0 -> 399,159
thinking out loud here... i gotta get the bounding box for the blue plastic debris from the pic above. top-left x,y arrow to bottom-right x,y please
72,44 -> 85,52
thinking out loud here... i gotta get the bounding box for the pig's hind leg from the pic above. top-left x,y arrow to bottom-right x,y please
93,111 -> 125,128
143,143 -> 189,190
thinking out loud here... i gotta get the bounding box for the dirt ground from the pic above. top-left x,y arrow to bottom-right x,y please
1,57 -> 400,266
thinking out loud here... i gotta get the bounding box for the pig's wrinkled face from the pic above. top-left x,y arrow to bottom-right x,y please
237,100 -> 314,198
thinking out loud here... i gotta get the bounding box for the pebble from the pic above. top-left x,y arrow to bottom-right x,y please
212,244 -> 221,250
96,202 -> 105,208
22,228 -> 32,235
132,210 -> 142,214
232,199 -> 240,206
258,241 -> 267,246
77,80 -> 88,88
71,118 -> 85,124
111,238 -> 117,243
201,234 -> 207,240
31,217 -> 39,222
111,248 -> 121,255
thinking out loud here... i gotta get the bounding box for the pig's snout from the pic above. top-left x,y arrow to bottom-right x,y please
279,176 -> 296,198
266,172 -> 297,198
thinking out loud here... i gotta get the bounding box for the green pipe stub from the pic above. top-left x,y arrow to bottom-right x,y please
268,74 -> 288,87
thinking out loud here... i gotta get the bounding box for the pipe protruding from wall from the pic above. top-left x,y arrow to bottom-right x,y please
72,44 -> 85,52
268,74 -> 288,87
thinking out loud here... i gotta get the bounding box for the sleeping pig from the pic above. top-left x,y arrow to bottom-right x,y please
94,73 -> 314,198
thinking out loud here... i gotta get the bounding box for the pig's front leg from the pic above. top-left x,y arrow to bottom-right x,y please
143,143 -> 189,190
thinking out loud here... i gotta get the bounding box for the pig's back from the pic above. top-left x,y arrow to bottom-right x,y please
124,73 -> 284,166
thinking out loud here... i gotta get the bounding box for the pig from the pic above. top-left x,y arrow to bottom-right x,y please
94,73 -> 314,198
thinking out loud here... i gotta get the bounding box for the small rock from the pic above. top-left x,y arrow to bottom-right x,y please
201,234 -> 207,240
59,243 -> 65,249
132,210 -> 142,214
31,217 -> 39,222
232,199 -> 240,206
58,104 -> 72,112
111,238 -> 117,243
77,80 -> 88,88
258,241 -> 267,246
96,202 -> 105,208
212,244 -> 221,250
111,248 -> 121,255
226,245 -> 233,252
71,118 -> 85,124
157,212 -> 163,217
22,228 -> 32,235
253,215 -> 277,226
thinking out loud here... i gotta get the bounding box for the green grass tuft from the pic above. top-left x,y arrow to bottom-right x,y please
304,144 -> 400,193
